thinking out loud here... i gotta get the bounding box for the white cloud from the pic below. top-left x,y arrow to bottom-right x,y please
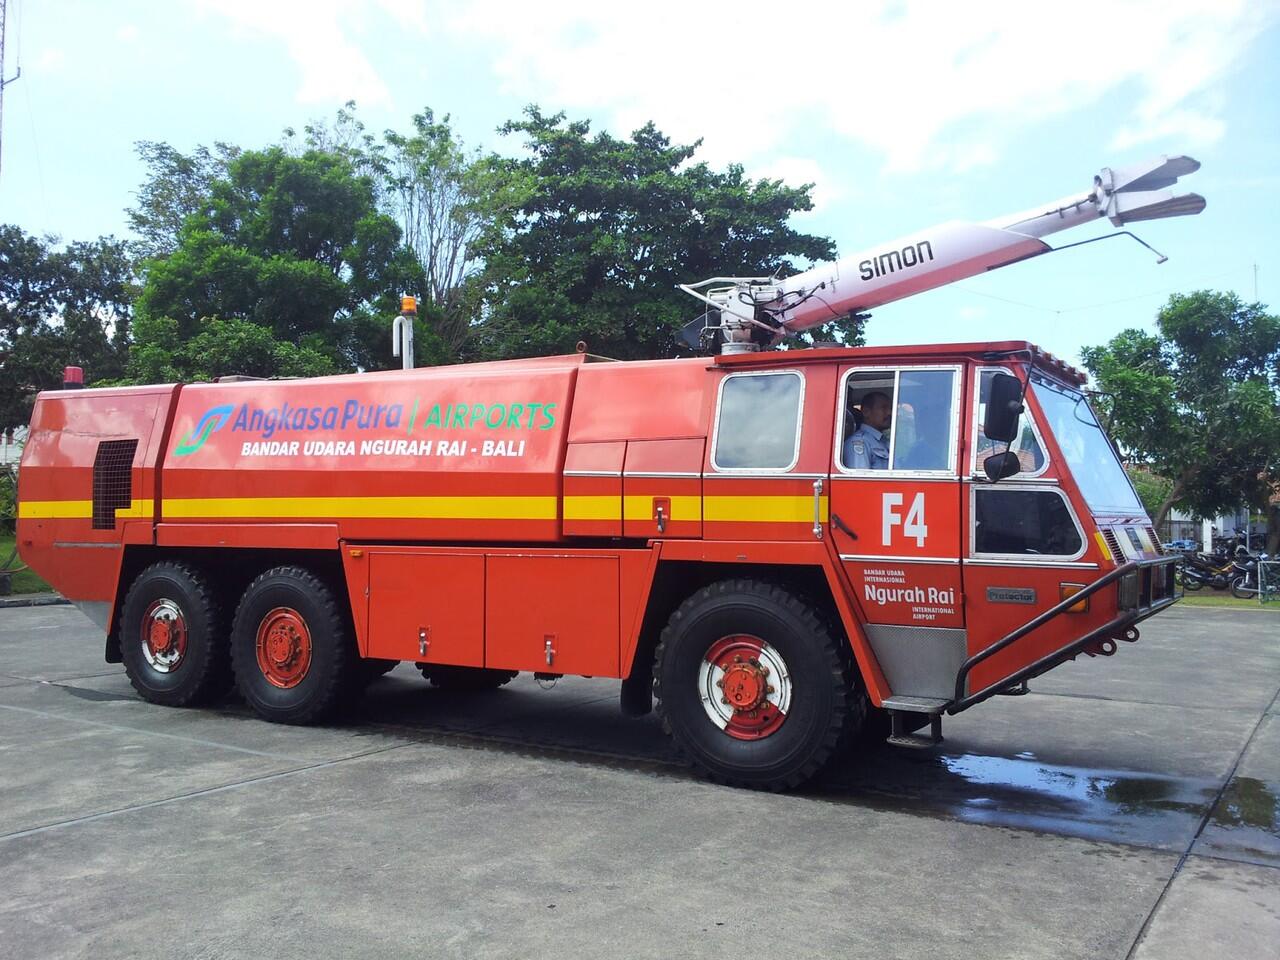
117,25 -> 140,43
440,0 -> 1277,174
187,0 -> 1277,180
194,0 -> 430,107
752,157 -> 843,216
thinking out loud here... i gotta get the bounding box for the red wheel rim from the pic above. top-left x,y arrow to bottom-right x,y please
255,607 -> 312,689
141,598 -> 187,673
699,634 -> 791,740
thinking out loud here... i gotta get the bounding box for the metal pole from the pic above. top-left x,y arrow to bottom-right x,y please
392,295 -> 417,370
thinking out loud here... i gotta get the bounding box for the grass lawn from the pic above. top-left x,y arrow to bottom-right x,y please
0,533 -> 53,595
1178,591 -> 1280,611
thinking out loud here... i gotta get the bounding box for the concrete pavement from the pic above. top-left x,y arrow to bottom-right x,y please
0,603 -> 1276,958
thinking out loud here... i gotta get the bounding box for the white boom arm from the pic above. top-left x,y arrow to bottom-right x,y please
681,155 -> 1205,352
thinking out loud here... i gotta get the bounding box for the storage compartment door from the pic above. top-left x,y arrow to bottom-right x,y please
367,552 -> 485,666
485,556 -> 619,676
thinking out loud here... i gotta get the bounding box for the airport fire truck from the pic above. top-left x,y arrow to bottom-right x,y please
16,156 -> 1201,790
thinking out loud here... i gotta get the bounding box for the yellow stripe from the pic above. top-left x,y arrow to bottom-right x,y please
162,495 -> 559,521
25,494 -> 830,526
17,500 -> 93,519
704,495 -> 828,524
624,495 -> 701,522
563,495 -> 620,521
1094,531 -> 1114,562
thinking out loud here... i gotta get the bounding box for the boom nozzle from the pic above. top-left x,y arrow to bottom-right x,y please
1092,155 -> 1206,226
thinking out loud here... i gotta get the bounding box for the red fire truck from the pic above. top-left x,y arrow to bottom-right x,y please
16,156 -> 1200,790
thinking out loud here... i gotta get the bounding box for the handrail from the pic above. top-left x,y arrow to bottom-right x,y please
952,554 -> 1178,706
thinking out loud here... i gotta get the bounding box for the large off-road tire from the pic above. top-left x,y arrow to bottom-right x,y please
416,664 -> 518,691
653,579 -> 862,791
231,566 -> 355,724
119,561 -> 231,707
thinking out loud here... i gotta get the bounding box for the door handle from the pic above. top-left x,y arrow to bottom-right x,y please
653,497 -> 670,534
813,479 -> 824,540
832,513 -> 858,540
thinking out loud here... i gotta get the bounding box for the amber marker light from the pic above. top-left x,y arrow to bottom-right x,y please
1060,583 -> 1089,614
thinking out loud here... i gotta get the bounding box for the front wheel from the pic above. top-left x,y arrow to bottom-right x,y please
231,566 -> 355,724
654,579 -> 861,791
1230,576 -> 1255,600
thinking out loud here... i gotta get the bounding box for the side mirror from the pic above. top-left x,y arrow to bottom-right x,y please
983,451 -> 1022,481
983,372 -> 1024,443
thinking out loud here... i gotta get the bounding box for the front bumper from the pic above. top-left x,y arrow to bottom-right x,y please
949,554 -> 1180,714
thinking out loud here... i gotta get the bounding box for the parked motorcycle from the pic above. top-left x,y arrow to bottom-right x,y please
1230,554 -> 1275,600
1176,551 -> 1236,591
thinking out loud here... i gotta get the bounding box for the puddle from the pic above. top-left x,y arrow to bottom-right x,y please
1197,776 -> 1280,867
820,751 -> 1221,849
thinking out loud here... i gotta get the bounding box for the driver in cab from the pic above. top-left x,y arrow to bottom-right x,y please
844,391 -> 892,470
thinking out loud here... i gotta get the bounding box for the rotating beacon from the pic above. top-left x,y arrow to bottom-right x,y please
680,155 -> 1206,353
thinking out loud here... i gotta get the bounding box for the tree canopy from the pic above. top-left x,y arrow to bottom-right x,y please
134,145 -> 419,376
472,108 -> 841,361
0,226 -> 134,431
1082,290 -> 1280,531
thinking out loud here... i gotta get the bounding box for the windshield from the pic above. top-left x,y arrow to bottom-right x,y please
1032,375 -> 1145,516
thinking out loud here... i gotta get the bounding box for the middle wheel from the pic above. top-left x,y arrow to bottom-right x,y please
231,565 -> 355,724
655,578 -> 860,791
416,664 -> 518,691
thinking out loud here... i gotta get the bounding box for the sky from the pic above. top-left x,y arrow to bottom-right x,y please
1,0 -> 1278,368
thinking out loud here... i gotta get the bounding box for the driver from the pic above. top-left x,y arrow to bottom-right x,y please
844,391 -> 891,469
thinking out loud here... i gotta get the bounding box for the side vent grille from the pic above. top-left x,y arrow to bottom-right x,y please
92,439 -> 139,529
1101,527 -> 1123,561
1145,525 -> 1164,554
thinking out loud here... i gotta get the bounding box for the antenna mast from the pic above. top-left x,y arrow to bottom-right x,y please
0,0 -> 21,180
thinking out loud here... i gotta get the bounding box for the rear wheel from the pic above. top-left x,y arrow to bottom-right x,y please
119,562 -> 230,706
416,664 -> 518,691
654,579 -> 861,791
231,566 -> 354,724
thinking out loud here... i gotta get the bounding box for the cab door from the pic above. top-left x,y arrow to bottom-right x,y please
827,364 -> 967,701
960,368 -> 1096,697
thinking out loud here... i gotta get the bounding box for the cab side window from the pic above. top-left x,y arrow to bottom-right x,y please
973,488 -> 1084,557
974,369 -> 1046,475
713,371 -> 803,471
840,368 -> 957,473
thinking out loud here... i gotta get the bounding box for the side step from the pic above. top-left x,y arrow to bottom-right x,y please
882,696 -> 949,750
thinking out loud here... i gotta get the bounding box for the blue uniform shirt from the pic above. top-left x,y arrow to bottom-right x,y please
844,423 -> 889,470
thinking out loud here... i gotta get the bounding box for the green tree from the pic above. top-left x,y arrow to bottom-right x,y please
0,226 -> 135,431
134,146 -> 420,375
127,316 -> 334,383
1125,466 -> 1175,521
127,141 -> 241,259
472,108 -> 840,361
1082,291 -> 1280,535
295,104 -> 501,361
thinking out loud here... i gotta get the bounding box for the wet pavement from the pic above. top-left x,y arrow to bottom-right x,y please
1,602 -> 1277,958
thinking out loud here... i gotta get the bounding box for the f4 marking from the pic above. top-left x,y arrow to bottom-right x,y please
882,492 -> 928,548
